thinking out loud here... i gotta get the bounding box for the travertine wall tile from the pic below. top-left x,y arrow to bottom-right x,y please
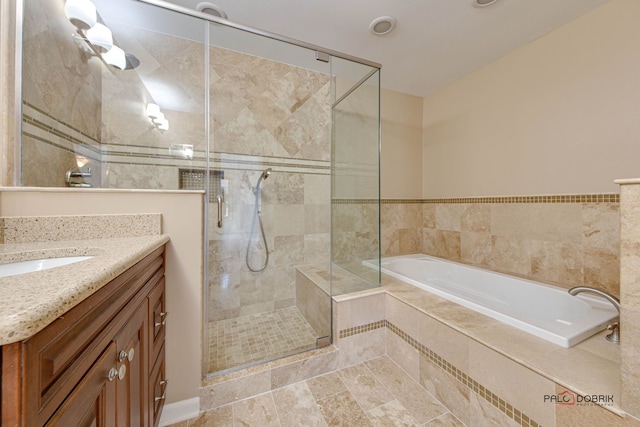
460,231 -> 491,266
387,331 -> 420,381
620,182 -> 640,419
200,367 -> 271,409
530,240 -> 583,288
0,0 -> 17,187
622,307 -> 640,418
555,388 -> 640,427
419,355 -> 471,425
386,296 -> 420,340
469,340 -> 556,427
336,328 -> 385,368
469,392 -> 520,427
418,312 -> 469,375
417,199 -> 620,296
270,349 -> 338,389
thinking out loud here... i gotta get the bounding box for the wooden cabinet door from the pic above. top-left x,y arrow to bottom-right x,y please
148,345 -> 166,427
45,342 -> 117,427
115,299 -> 149,427
148,278 -> 166,370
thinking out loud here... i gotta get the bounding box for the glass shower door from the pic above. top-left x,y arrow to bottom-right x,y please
331,59 -> 382,293
205,23 -> 333,375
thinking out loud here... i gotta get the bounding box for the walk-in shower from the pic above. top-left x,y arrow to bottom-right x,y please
17,0 -> 381,377
246,168 -> 272,272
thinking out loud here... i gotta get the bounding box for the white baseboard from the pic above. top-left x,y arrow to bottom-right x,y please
159,397 -> 200,426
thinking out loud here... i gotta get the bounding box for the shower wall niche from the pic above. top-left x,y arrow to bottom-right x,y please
18,0 -> 380,377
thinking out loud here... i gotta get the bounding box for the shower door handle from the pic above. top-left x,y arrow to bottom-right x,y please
216,195 -> 223,228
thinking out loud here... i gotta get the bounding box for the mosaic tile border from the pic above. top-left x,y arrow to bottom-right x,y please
336,195 -> 620,205
333,199 -> 379,205
339,320 -> 385,339
421,194 -> 618,204
339,320 -> 542,427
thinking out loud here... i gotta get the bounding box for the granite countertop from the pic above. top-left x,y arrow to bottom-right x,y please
0,235 -> 169,345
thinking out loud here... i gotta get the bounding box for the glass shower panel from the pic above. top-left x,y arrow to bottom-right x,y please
95,0 -> 206,189
206,22 -> 333,375
20,0 -> 207,190
331,60 -> 381,293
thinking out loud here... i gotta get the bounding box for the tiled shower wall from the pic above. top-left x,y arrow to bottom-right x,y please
206,49 -> 332,322
21,0 -> 102,187
382,194 -> 620,296
0,0 -> 17,186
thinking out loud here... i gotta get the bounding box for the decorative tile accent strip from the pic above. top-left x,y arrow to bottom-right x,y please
213,152 -> 330,174
22,106 -> 331,176
381,199 -> 424,204
340,320 -> 542,427
332,199 -> 379,205
23,101 -> 102,146
420,194 -> 618,204
339,194 -> 619,205
339,320 -> 385,339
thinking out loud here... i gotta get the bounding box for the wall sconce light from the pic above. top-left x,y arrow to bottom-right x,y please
85,23 -> 113,52
64,0 -> 97,30
102,45 -> 126,70
65,0 -> 138,70
147,103 -> 170,131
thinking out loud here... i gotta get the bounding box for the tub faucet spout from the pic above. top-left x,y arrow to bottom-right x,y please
568,286 -> 620,344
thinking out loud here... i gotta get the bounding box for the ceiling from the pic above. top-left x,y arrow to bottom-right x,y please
158,0 -> 609,97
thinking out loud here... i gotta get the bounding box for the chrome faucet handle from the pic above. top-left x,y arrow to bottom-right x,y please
605,322 -> 620,345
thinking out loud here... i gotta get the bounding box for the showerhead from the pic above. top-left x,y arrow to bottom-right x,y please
254,168 -> 272,191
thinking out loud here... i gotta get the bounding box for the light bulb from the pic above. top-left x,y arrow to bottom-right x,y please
157,118 -> 169,131
86,23 -> 113,52
102,45 -> 126,70
64,0 -> 97,30
146,103 -> 161,119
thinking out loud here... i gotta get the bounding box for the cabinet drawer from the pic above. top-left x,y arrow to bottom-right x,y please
148,278 -> 166,368
22,247 -> 165,426
148,344 -> 166,427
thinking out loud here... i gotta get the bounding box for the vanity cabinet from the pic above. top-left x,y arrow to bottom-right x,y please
0,245 -> 167,427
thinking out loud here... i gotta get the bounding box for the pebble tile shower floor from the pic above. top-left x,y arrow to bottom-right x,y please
208,306 -> 319,372
171,356 -> 464,426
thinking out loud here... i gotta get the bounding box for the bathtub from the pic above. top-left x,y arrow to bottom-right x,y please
363,254 -> 619,347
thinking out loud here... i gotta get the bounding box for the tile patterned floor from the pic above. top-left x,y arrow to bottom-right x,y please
208,307 -> 319,373
174,356 -> 465,426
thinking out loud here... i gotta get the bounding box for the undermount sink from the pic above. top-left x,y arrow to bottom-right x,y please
0,256 -> 95,279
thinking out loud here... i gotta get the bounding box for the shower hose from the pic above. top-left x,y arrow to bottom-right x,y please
245,192 -> 269,272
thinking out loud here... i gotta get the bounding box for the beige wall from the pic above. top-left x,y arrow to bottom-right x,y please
0,188 -> 203,405
381,89 -> 423,199
422,0 -> 640,198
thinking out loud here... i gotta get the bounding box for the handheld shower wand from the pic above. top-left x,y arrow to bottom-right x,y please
246,168 -> 272,272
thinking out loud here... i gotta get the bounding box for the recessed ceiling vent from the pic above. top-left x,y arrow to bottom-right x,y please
473,0 -> 500,7
369,16 -> 397,36
196,2 -> 228,19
